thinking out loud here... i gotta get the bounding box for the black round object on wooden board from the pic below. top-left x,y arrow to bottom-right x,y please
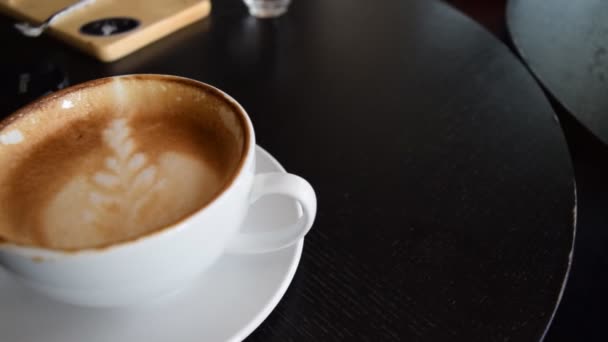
0,0 -> 575,340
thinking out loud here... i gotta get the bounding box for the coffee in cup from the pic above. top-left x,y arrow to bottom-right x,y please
0,75 -> 316,307
0,76 -> 247,250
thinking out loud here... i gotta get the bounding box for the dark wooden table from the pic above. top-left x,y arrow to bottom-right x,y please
0,0 -> 575,340
490,1 -> 608,341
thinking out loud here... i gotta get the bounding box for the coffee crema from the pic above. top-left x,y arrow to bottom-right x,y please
0,76 -> 247,250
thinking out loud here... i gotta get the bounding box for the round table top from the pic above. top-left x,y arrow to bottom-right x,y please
508,0 -> 608,144
1,0 -> 575,340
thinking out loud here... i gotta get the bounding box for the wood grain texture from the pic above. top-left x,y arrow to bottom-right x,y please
0,0 -> 211,61
0,0 -> 575,340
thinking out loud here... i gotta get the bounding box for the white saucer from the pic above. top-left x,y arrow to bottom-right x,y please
0,146 -> 303,342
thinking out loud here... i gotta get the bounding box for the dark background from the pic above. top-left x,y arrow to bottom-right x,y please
446,0 -> 608,341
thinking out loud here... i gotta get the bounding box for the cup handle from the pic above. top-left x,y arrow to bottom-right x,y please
226,172 -> 317,254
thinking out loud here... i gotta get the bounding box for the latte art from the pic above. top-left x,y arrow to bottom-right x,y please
0,76 -> 246,249
41,118 -> 219,248
83,118 -> 169,227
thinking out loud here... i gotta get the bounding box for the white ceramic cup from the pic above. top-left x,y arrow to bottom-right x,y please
0,75 -> 317,307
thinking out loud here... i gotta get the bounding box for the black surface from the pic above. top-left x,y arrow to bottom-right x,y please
447,1 -> 608,340
80,17 -> 140,37
542,96 -> 608,342
0,60 -> 69,114
507,0 -> 608,145
0,0 -> 575,340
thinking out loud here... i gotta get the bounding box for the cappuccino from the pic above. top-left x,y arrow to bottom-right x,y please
0,76 -> 247,250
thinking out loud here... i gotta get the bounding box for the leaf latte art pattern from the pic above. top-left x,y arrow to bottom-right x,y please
83,118 -> 166,233
39,118 -> 219,249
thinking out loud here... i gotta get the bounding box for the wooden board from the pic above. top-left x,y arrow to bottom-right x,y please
0,0 -> 211,62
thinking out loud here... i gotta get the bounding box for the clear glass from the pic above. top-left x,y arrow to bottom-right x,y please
243,0 -> 292,18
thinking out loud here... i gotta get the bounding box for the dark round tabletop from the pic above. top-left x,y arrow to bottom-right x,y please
507,0 -> 608,144
503,1 -> 608,340
1,0 -> 575,340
